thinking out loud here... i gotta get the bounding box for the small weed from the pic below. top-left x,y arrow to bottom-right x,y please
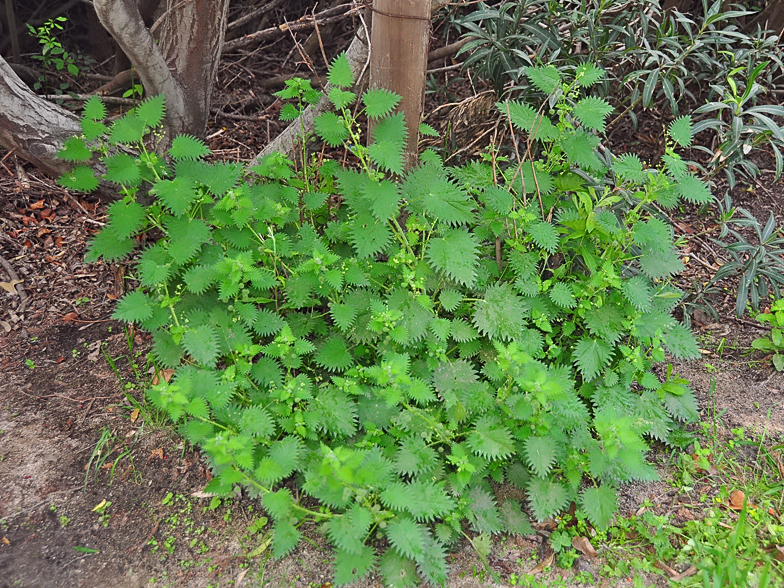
59,515 -> 71,528
25,359 -> 35,370
73,296 -> 90,307
92,500 -> 112,527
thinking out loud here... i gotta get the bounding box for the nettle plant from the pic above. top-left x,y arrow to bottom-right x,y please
59,55 -> 704,585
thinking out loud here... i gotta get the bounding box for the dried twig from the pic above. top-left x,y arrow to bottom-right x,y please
224,4 -> 357,52
0,252 -> 29,313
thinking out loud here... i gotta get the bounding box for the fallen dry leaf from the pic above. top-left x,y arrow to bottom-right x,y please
62,312 -> 79,323
671,565 -> 698,582
1,536 -> 9,546
0,320 -> 11,333
152,368 -> 174,385
29,199 -> 45,210
37,227 -> 51,237
729,490 -> 746,510
572,536 -> 597,557
0,279 -> 23,294
528,552 -> 554,575
130,408 -> 140,423
150,448 -> 164,460
236,569 -> 248,587
773,546 -> 784,562
192,489 -> 218,498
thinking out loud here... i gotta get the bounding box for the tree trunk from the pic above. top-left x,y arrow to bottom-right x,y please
0,56 -> 81,177
746,0 -> 784,34
0,0 -> 230,180
93,0 -> 230,141
369,0 -> 430,170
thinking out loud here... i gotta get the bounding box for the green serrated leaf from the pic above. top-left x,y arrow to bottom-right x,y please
84,226 -> 136,262
524,65 -> 561,94
638,247 -> 684,279
112,290 -> 154,323
379,549 -> 419,588
165,217 -> 211,265
82,95 -> 107,120
465,485 -> 504,534
58,164 -> 99,192
528,221 -> 559,254
271,519 -> 301,559
575,62 -> 605,87
182,324 -> 219,367
387,518 -> 426,561
109,115 -> 146,145
314,111 -> 348,147
622,275 -> 653,312
676,174 -> 712,204
439,289 -> 462,312
240,405 -> 275,438
580,485 -> 618,529
669,115 -> 693,147
58,137 -> 92,162
104,153 -> 141,186
468,416 -> 515,460
381,480 -> 456,523
549,282 -> 576,309
333,544 -> 376,585
153,176 -> 198,217
314,336 -> 354,372
394,436 -> 439,476
364,179 -> 400,222
363,88 -> 401,118
501,100 -> 558,141
107,199 -> 145,239
369,113 -> 406,175
350,212 -> 392,259
328,87 -> 357,109
573,337 -> 612,381
527,478 -> 569,521
426,228 -> 479,287
524,436 -> 558,478
663,153 -> 688,179
134,94 -> 165,127
560,129 -> 604,171
419,123 -> 439,137
138,245 -> 171,287
81,118 -> 107,141
573,96 -> 613,132
633,218 -> 671,252
500,499 -> 534,536
169,134 -> 211,160
665,323 -> 700,359
472,283 -> 526,341
328,52 -> 354,88
613,154 -> 645,182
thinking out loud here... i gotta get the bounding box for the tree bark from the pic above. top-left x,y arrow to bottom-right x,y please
93,0 -> 230,140
368,0 -> 431,170
0,56 -> 82,177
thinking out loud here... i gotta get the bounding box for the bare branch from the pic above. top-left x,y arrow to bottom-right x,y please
0,56 -> 81,177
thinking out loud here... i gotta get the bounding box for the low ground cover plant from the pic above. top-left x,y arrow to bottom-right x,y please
58,55 -> 704,585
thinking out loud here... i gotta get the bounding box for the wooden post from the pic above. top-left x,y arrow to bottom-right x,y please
368,0 -> 431,171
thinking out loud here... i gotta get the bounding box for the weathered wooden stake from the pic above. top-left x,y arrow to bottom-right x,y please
369,0 -> 431,170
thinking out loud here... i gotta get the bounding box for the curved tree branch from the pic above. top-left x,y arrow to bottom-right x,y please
0,56 -> 81,177
93,0 -> 190,135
